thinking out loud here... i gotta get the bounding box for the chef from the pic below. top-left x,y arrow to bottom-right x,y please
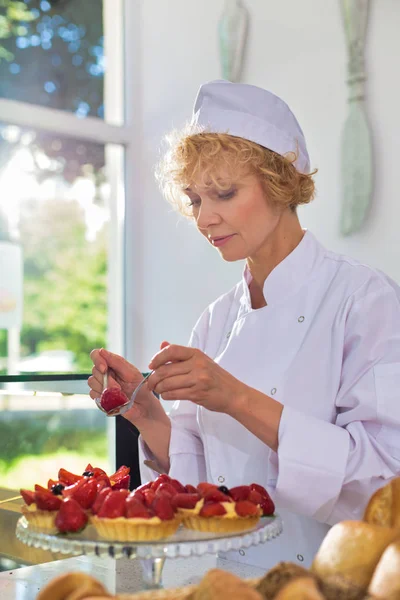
88,80 -> 400,570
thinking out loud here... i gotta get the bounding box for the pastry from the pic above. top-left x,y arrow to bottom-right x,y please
36,571 -> 110,600
363,477 -> 400,529
90,487 -> 181,541
255,562 -> 312,599
311,520 -> 399,591
174,482 -> 273,534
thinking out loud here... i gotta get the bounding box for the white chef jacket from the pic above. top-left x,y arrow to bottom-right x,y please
139,230 -> 400,570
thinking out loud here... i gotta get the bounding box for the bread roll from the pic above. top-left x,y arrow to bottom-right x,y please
36,572 -> 110,600
368,540 -> 400,599
319,574 -> 370,600
255,562 -> 313,599
273,577 -> 324,600
192,569 -> 262,600
311,520 -> 399,591
364,477 -> 400,529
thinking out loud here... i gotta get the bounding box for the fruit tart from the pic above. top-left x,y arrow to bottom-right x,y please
90,479 -> 182,541
20,463 -> 131,535
172,482 -> 274,534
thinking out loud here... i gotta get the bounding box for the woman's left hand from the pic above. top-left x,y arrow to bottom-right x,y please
147,343 -> 247,414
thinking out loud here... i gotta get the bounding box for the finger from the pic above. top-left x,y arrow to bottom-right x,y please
147,361 -> 192,392
160,390 -> 198,402
88,375 -> 103,396
154,374 -> 196,396
91,366 -> 104,386
149,344 -> 195,370
159,340 -> 170,350
90,348 -> 108,374
99,348 -> 134,380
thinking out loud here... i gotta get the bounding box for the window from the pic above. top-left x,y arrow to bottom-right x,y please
0,0 -> 132,490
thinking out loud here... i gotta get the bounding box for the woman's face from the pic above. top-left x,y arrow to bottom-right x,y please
184,172 -> 285,262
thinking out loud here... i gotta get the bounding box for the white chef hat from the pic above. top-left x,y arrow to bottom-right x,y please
191,80 -> 310,174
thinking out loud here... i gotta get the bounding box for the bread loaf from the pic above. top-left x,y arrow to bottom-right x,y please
273,577 -> 324,599
368,540 -> 400,599
255,562 -> 313,599
192,569 -> 262,600
364,477 -> 400,529
311,520 -> 399,591
36,572 -> 110,600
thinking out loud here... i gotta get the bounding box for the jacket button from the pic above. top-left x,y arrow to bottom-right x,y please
239,549 -> 245,556
270,388 -> 277,395
298,316 -> 305,323
218,476 -> 225,483
226,331 -> 231,339
297,554 -> 304,562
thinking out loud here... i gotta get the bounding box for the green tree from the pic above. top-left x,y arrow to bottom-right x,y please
0,0 -> 36,62
19,196 -> 107,370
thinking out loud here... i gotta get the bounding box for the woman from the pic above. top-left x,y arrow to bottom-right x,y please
88,80 -> 400,569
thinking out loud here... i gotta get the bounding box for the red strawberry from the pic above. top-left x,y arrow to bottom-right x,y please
20,489 -> 35,506
197,482 -> 218,495
91,487 -> 113,515
35,489 -> 62,511
91,467 -> 108,479
85,463 -> 94,472
63,478 -> 98,510
199,502 -> 226,517
97,489 -> 129,518
110,465 -> 130,485
134,481 -> 152,494
112,474 -> 130,490
185,484 -> 198,494
250,483 -> 269,498
130,489 -> 145,502
153,495 -> 175,520
58,468 -> 82,486
170,479 -> 186,493
34,484 -> 49,493
96,478 -> 111,493
203,489 -> 232,503
260,495 -> 275,516
56,498 -> 88,533
151,474 -> 171,491
100,387 -> 129,412
248,490 -> 262,505
229,486 -> 250,502
125,497 -> 153,519
235,500 -> 260,517
47,478 -> 58,490
142,489 -> 156,507
155,482 -> 177,498
171,493 -> 200,509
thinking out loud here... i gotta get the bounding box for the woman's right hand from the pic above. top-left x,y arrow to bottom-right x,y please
88,348 -> 156,424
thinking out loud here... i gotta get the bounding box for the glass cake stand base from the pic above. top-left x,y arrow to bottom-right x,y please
16,515 -> 282,589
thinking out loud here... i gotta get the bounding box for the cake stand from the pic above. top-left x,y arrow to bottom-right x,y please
16,515 -> 282,589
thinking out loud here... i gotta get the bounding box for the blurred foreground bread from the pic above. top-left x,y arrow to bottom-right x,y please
311,520 -> 399,591
191,569 -> 262,600
255,562 -> 313,599
273,577 -> 324,599
36,572 -> 110,600
364,477 -> 400,528
368,540 -> 400,599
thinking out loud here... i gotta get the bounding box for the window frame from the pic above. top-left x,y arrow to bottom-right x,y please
0,0 -> 138,361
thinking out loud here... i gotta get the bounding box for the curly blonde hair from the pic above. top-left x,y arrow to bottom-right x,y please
157,126 -> 317,217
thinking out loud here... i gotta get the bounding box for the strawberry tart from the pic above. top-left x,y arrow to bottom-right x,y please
20,463 -> 131,534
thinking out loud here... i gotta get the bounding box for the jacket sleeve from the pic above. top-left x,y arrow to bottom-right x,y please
139,329 -> 207,485
274,284 -> 400,524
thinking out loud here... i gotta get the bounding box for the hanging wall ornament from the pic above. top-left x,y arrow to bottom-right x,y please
339,0 -> 373,236
218,0 -> 249,82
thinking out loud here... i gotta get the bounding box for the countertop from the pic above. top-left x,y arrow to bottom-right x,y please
0,553 -> 266,599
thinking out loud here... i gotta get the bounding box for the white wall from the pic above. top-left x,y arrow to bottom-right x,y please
126,0 -> 400,368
